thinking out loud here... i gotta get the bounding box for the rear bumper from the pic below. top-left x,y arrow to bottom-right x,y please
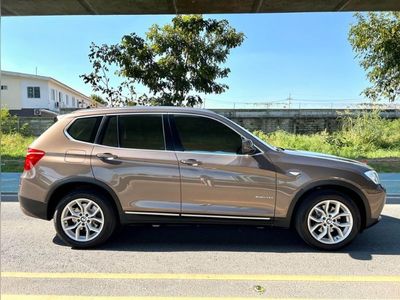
19,195 -> 48,220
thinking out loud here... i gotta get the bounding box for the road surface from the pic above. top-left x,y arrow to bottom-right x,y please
1,197 -> 400,299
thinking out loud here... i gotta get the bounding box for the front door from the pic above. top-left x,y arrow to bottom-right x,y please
171,114 -> 276,218
91,114 -> 181,214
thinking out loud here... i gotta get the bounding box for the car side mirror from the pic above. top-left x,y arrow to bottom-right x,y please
241,138 -> 257,155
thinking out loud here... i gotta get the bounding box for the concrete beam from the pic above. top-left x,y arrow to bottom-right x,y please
2,0 -> 400,16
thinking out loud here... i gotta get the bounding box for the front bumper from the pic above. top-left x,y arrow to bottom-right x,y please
19,195 -> 48,220
365,215 -> 382,229
364,184 -> 386,228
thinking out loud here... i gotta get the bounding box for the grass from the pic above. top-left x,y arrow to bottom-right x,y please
254,130 -> 400,159
253,130 -> 400,172
254,112 -> 400,166
1,133 -> 35,172
1,111 -> 399,173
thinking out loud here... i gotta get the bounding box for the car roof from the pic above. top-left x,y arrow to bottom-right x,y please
66,106 -> 218,117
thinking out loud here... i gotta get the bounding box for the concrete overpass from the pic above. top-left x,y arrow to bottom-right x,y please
2,0 -> 400,16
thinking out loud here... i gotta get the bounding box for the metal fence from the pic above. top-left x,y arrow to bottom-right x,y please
7,117 -> 55,136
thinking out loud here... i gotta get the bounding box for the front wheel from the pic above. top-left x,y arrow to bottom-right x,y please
295,192 -> 361,250
54,190 -> 117,248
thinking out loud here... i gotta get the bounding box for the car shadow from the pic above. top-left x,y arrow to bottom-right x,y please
53,215 -> 400,261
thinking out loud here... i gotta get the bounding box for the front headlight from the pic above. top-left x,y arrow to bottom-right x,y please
364,170 -> 380,185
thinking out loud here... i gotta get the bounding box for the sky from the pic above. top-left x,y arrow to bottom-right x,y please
1,13 -> 372,108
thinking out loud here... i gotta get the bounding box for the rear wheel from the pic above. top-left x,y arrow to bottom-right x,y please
295,191 -> 361,250
54,190 -> 117,248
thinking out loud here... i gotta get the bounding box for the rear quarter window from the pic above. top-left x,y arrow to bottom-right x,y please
67,116 -> 102,143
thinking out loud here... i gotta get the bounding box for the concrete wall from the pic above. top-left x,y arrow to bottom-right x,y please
13,108 -> 400,136
213,109 -> 400,134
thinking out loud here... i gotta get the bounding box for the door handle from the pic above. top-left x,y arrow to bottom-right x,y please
96,153 -> 119,161
180,159 -> 202,167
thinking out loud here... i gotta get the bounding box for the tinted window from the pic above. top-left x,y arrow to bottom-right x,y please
119,115 -> 164,150
67,117 -> 102,143
101,116 -> 118,147
174,115 -> 242,154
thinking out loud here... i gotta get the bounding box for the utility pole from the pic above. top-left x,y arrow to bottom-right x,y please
287,93 -> 292,109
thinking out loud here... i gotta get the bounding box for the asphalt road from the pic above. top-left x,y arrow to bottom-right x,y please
1,198 -> 400,299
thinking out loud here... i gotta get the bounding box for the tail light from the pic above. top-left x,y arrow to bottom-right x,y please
24,148 -> 45,171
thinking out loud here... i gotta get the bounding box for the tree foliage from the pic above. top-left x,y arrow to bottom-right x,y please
0,108 -> 32,136
349,12 -> 400,102
90,94 -> 107,105
81,15 -> 244,107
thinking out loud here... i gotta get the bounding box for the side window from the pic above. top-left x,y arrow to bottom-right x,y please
101,116 -> 118,147
119,115 -> 164,150
67,116 -> 102,143
174,115 -> 242,154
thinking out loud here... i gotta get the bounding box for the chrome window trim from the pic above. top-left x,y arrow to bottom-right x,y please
169,112 -> 264,156
64,113 -> 167,151
63,111 -> 264,156
63,115 -> 105,147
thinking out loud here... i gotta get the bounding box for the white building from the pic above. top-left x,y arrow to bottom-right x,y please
0,70 -> 98,116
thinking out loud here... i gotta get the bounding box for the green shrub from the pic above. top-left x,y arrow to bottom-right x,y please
1,133 -> 35,159
253,110 -> 400,159
0,108 -> 32,136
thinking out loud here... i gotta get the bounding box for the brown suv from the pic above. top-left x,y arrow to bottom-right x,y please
19,107 -> 386,250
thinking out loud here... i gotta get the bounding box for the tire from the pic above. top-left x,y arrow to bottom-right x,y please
54,190 -> 117,248
295,191 -> 361,250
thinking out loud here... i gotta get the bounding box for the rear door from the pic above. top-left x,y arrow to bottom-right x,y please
170,114 -> 276,218
91,114 -> 181,215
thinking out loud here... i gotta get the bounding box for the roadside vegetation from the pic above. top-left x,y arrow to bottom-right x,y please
254,112 -> 400,160
1,133 -> 36,171
1,109 -> 35,172
1,109 -> 399,172
254,111 -> 400,160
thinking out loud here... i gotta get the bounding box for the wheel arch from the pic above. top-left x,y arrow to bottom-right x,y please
285,180 -> 370,230
45,177 -> 123,222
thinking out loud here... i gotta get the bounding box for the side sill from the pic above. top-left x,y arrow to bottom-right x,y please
120,212 -> 275,226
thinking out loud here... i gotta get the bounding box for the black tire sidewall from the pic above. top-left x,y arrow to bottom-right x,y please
295,192 -> 361,250
54,190 -> 116,248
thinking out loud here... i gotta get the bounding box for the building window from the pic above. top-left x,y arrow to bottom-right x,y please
59,91 -> 62,102
66,95 -> 69,106
51,89 -> 56,100
1,85 -> 7,90
72,97 -> 76,107
27,87 -> 40,98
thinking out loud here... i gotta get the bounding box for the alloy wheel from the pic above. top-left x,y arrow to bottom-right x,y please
61,198 -> 104,242
307,200 -> 353,245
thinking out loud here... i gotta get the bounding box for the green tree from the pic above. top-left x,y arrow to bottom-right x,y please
90,94 -> 107,106
349,12 -> 400,102
81,15 -> 244,107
